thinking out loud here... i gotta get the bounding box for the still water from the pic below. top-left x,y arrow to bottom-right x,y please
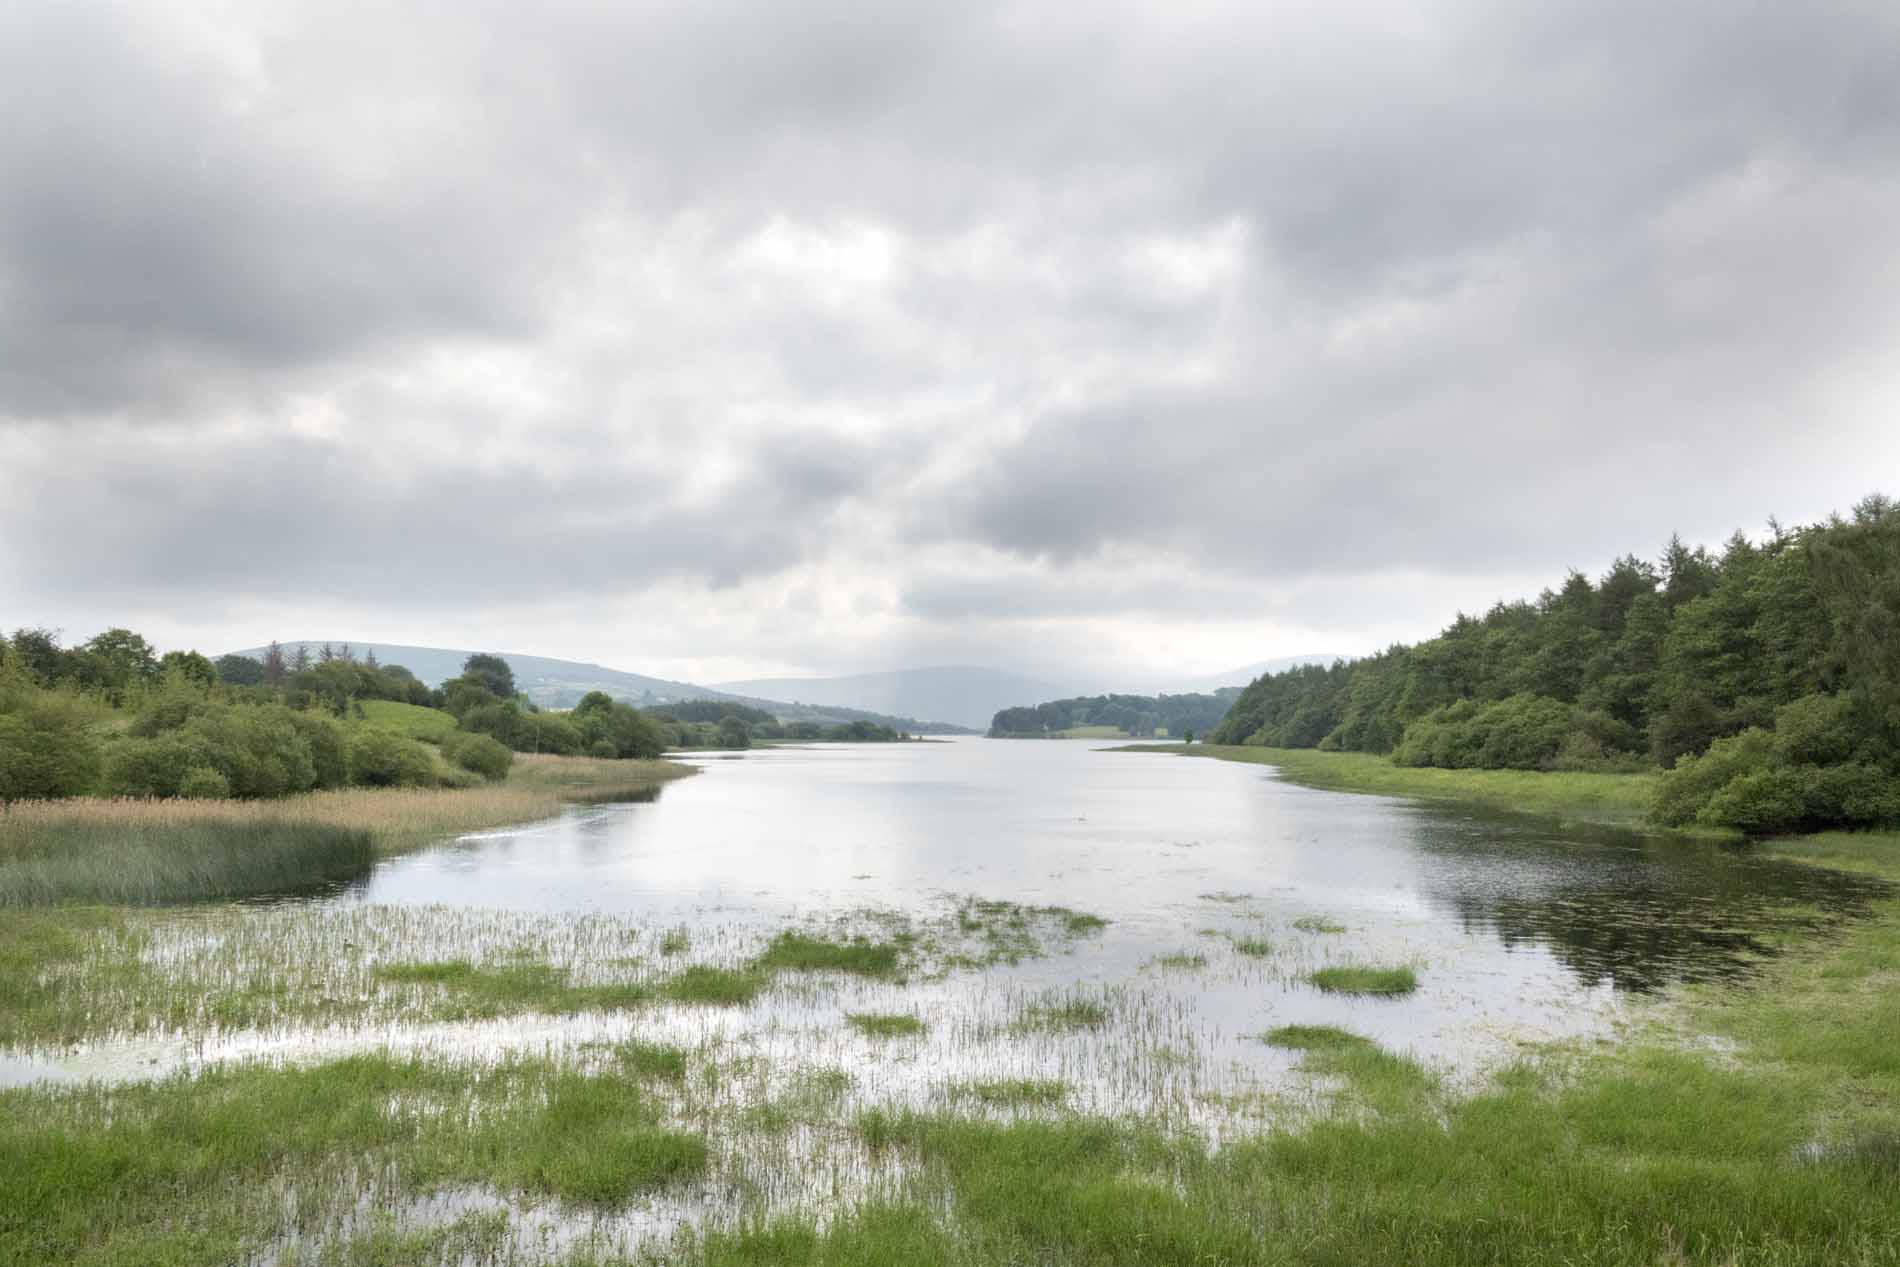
329,739 -> 1881,1069
9,740 -> 1884,1103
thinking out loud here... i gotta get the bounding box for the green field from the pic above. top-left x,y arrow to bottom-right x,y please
356,699 -> 460,742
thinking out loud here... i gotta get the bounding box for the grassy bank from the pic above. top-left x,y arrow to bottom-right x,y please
1125,743 -> 1665,830
1,753 -> 695,858
0,754 -> 694,907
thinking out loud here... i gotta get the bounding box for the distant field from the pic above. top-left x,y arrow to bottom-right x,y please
356,699 -> 458,743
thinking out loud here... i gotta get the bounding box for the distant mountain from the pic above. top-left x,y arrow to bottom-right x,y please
715,666 -> 1068,732
226,642 -> 970,733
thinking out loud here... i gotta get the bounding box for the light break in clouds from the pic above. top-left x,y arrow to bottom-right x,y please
3,0 -> 1897,685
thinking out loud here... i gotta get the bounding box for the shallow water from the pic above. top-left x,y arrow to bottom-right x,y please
7,739 -> 1884,1104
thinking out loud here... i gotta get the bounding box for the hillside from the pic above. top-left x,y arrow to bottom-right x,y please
227,642 -> 969,733
715,666 -> 1067,732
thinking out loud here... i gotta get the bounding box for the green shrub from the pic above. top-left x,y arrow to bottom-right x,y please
589,738 -> 618,759
284,710 -> 349,788
1394,694 -> 1573,771
515,712 -> 582,756
0,694 -> 103,801
347,729 -> 439,787
1651,728 -> 1773,827
443,731 -> 513,781
176,766 -> 231,800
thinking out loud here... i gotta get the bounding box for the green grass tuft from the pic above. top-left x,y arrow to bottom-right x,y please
756,931 -> 901,977
959,1078 -> 1068,1108
616,1040 -> 689,1082
1232,936 -> 1274,957
1308,965 -> 1419,996
662,964 -> 766,1006
1293,915 -> 1349,934
373,958 -> 651,1016
847,1012 -> 927,1038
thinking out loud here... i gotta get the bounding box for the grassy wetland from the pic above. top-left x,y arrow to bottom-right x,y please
3,740 -> 1898,1264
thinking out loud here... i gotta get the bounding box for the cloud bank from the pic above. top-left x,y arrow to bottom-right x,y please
4,0 -> 1896,682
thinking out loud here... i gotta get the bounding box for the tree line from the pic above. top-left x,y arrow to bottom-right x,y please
1208,495 -> 1900,835
991,690 -> 1241,739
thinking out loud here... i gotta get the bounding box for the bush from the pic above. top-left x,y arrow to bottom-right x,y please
515,712 -> 582,756
1651,728 -> 1773,827
444,731 -> 514,781
590,739 -> 619,759
177,766 -> 232,799
0,694 -> 103,801
347,729 -> 439,787
1393,694 -> 1572,770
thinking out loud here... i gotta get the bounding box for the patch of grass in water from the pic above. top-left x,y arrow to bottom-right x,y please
1263,1024 -> 1371,1051
1232,935 -> 1273,957
0,1054 -> 709,1262
1148,951 -> 1208,970
373,958 -> 651,1017
1308,965 -> 1418,996
659,926 -> 691,956
756,931 -> 901,977
1015,993 -> 1109,1032
847,1011 -> 927,1038
616,1039 -> 688,1083
1293,915 -> 1348,934
662,964 -> 766,1006
959,1078 -> 1068,1108
743,1068 -> 856,1134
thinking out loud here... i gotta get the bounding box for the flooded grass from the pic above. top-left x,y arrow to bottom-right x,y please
1293,915 -> 1348,934
1014,993 -> 1110,1032
663,965 -> 767,1007
1231,935 -> 1273,957
616,1039 -> 689,1082
1148,951 -> 1208,971
846,1012 -> 927,1038
373,959 -> 653,1018
958,1077 -> 1068,1108
1309,965 -> 1419,996
755,931 -> 901,977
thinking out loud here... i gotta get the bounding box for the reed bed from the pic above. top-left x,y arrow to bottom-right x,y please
0,755 -> 694,859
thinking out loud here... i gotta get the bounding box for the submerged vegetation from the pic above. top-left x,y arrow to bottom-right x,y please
1207,495 -> 1900,836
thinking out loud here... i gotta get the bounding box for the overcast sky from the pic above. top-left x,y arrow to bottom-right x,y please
2,0 -> 1896,686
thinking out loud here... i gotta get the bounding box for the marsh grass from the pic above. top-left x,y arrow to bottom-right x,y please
373,958 -> 652,1017
616,1040 -> 689,1083
1014,993 -> 1110,1032
663,965 -> 767,1007
1231,935 -> 1273,957
756,931 -> 901,977
1148,951 -> 1208,971
1292,915 -> 1348,934
0,1054 -> 709,1264
0,819 -> 372,906
0,754 -> 694,864
1308,965 -> 1419,996
846,1012 -> 927,1038
957,1078 -> 1067,1108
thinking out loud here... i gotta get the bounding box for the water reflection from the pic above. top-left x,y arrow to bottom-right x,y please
1405,809 -> 1889,991
338,740 -> 1887,997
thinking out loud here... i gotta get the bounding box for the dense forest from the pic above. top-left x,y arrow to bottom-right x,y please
990,690 -> 1240,739
1210,496 -> 1900,835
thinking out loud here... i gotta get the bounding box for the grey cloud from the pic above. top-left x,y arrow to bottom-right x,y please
3,0 -> 1897,673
